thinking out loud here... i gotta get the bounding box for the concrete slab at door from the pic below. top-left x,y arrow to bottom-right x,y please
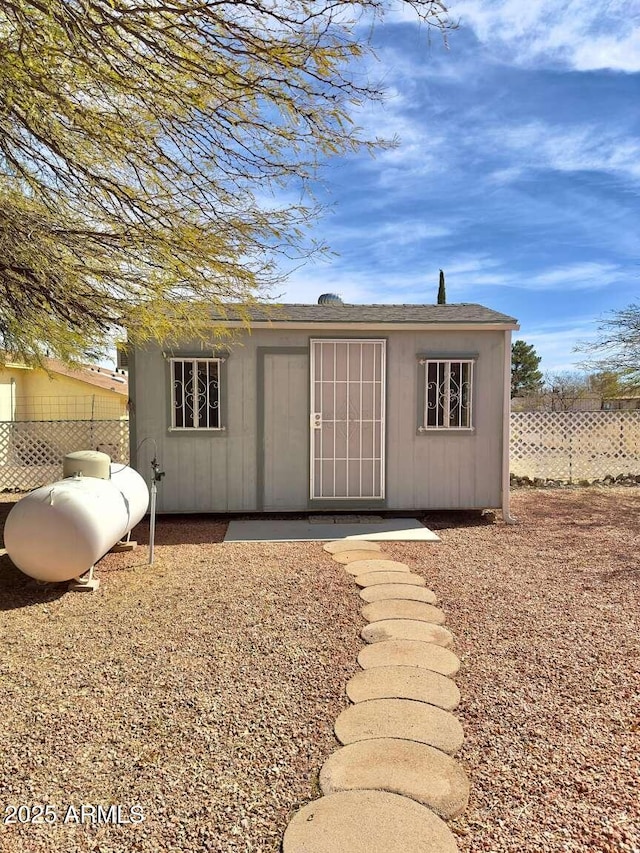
334,698 -> 464,754
262,352 -> 308,511
346,665 -> 461,710
320,738 -> 469,819
282,790 -> 459,853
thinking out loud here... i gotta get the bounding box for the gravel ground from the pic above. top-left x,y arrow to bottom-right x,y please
0,487 -> 638,853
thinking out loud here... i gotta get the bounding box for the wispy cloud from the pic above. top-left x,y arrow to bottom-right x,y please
428,258 -> 625,293
523,262 -> 625,290
490,122 -> 640,182
349,85 -> 640,200
280,255 -> 624,305
451,0 -> 640,73
349,97 -> 452,184
280,262 -> 437,304
519,319 -> 602,373
319,217 -> 454,250
269,6 -> 640,381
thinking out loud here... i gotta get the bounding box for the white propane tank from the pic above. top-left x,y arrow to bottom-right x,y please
4,463 -> 149,583
63,450 -> 111,480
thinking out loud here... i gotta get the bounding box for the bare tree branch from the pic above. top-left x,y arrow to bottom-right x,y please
0,0 -> 453,363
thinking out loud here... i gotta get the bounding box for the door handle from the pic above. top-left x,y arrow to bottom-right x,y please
312,412 -> 322,429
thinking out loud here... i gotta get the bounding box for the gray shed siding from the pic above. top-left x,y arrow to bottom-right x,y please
261,349 -> 309,510
131,327 -> 506,512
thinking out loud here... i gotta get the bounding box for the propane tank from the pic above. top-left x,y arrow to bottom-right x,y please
4,462 -> 149,582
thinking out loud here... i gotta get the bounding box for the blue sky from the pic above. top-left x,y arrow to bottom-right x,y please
278,0 -> 640,376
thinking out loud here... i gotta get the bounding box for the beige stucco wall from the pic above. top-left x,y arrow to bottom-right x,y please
0,367 -> 23,422
0,365 -> 127,421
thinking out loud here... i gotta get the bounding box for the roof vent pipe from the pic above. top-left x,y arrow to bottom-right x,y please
317,293 -> 343,305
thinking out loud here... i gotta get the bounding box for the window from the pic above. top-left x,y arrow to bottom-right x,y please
419,358 -> 474,430
170,358 -> 222,429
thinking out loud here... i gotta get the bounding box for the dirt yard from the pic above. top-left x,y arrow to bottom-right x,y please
0,488 -> 638,853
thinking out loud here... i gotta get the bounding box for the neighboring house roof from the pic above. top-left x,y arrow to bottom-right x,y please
43,360 -> 129,396
212,302 -> 518,326
1,356 -> 128,396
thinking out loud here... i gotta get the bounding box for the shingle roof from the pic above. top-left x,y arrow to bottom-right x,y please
43,359 -> 129,396
213,302 -> 518,326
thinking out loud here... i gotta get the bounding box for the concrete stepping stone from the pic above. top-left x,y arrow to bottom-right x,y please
360,584 -> 438,605
319,738 -> 469,819
362,619 -> 454,648
344,559 -> 410,576
362,599 -> 446,625
334,698 -> 464,755
333,550 -> 395,565
358,640 -> 461,677
282,790 -> 459,853
355,571 -> 426,588
346,665 -> 461,711
323,540 -> 382,555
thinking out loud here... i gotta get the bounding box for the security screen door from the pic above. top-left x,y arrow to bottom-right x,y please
310,339 -> 386,500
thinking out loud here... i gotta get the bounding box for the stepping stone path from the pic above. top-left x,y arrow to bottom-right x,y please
362,599 -> 446,624
360,583 -> 439,605
333,550 -> 396,565
282,790 -> 459,853
358,639 -> 461,677
334,698 -> 464,754
346,665 -> 461,711
320,738 -> 470,819
362,619 -> 454,648
323,540 -> 382,554
282,538 -> 469,852
355,570 -> 426,587
344,559 -> 411,576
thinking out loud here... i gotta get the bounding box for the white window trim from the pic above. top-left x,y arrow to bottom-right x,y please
170,357 -> 225,431
418,357 -> 475,432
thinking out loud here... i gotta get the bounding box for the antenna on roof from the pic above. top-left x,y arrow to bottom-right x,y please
437,270 -> 446,305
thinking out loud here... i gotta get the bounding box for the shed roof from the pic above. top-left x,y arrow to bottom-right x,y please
213,302 -> 518,326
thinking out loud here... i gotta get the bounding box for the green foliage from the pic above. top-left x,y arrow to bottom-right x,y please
0,0 -> 453,364
437,269 -> 446,305
511,339 -> 543,397
587,371 -> 624,398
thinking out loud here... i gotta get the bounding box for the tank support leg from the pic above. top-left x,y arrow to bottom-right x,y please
68,565 -> 100,592
110,538 -> 137,552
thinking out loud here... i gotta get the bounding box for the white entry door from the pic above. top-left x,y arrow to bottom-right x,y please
310,339 -> 386,500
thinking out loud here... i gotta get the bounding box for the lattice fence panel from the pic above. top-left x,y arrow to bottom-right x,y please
510,411 -> 640,481
0,420 -> 129,491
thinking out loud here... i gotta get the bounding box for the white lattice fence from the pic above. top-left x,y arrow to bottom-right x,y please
510,411 -> 640,481
0,421 -> 129,491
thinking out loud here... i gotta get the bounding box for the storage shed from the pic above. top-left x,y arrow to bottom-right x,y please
129,299 -> 519,518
